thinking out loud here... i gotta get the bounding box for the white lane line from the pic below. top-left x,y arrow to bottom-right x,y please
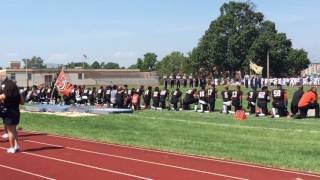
0,146 -> 152,180
21,129 -> 320,178
26,140 -> 247,180
0,164 -> 56,180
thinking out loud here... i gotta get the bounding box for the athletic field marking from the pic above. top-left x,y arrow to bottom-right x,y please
129,114 -> 320,133
0,147 -> 153,180
26,140 -> 248,180
0,164 -> 56,180
20,129 -> 320,178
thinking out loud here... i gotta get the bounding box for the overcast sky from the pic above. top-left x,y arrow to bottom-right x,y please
0,0 -> 319,68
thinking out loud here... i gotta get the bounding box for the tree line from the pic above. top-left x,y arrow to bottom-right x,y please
130,1 -> 310,77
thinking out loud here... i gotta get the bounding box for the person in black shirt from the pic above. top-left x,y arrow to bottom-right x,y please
291,85 -> 304,116
257,86 -> 270,116
271,84 -> 287,117
207,84 -> 217,112
247,87 -> 258,114
231,85 -> 243,111
0,79 -> 24,153
221,86 -> 232,113
182,89 -> 198,110
115,86 -> 125,108
152,87 -> 160,108
198,87 -> 208,112
143,86 -> 152,109
96,86 -> 104,105
104,85 -> 112,107
159,87 -> 169,109
170,88 -> 182,111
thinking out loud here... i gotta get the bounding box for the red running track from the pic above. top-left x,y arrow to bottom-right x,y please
0,130 -> 319,180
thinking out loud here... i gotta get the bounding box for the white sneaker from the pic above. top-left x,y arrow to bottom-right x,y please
1,133 -> 8,139
14,145 -> 20,152
7,147 -> 16,154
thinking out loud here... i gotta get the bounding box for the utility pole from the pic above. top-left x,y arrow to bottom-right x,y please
267,50 -> 270,79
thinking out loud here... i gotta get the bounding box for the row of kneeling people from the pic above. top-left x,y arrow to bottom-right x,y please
23,83 -> 320,118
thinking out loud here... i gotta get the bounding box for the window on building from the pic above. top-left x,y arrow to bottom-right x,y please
78,73 -> 83,80
10,73 -> 16,80
28,73 -> 32,80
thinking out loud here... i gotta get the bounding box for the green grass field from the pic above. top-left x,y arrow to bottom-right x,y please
11,86 -> 320,174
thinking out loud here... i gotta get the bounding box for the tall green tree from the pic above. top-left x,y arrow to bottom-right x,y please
192,1 -> 309,77
22,56 -> 46,69
133,53 -> 158,72
287,49 -> 310,76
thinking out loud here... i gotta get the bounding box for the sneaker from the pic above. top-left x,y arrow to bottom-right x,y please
14,145 -> 20,152
1,133 -> 8,139
7,147 -> 16,154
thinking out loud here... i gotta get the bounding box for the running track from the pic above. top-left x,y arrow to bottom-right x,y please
0,130 -> 319,180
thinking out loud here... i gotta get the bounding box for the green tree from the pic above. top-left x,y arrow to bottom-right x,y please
65,62 -> 90,69
134,53 -> 158,71
22,56 -> 46,69
91,61 -> 101,69
192,1 -> 309,77
158,51 -> 192,75
287,49 -> 310,76
103,62 -> 120,69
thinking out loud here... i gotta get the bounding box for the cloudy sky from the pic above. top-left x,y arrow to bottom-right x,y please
0,0 -> 319,68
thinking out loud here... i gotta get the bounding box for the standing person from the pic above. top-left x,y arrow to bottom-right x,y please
195,76 -> 199,88
0,79 -> 24,153
110,85 -> 118,107
176,74 -> 181,88
189,74 -> 193,88
104,85 -> 112,107
298,87 -> 319,118
207,84 -> 218,112
183,74 -> 187,88
170,74 -> 175,89
256,86 -> 270,116
96,86 -> 104,105
221,86 -> 232,114
115,86 -> 125,108
143,86 -> 152,109
163,75 -> 168,89
231,85 -> 243,111
291,85 -> 304,116
247,87 -> 258,114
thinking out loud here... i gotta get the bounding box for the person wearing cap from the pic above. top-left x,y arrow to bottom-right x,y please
298,87 -> 319,118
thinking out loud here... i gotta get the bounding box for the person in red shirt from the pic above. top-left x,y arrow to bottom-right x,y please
298,87 -> 319,118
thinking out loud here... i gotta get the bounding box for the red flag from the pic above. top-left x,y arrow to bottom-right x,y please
54,70 -> 74,97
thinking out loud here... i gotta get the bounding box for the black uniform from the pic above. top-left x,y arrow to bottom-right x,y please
143,89 -> 152,108
257,91 -> 270,115
247,90 -> 258,114
231,90 -> 242,111
152,91 -> 160,108
183,90 -> 198,110
170,90 -> 182,111
207,88 -> 217,112
272,89 -> 287,116
159,89 -> 169,109
198,89 -> 208,111
104,87 -> 111,104
115,90 -> 125,108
